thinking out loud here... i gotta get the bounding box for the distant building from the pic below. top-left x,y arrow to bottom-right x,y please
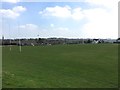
92,39 -> 101,44
114,38 -> 120,43
2,36 -> 4,40
2,36 -> 4,45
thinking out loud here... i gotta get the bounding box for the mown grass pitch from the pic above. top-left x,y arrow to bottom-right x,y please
2,44 -> 118,88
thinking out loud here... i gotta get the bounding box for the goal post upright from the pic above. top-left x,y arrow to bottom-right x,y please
18,22 -> 22,53
8,23 -> 11,51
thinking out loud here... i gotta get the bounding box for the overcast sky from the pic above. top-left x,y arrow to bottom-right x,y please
0,0 -> 119,39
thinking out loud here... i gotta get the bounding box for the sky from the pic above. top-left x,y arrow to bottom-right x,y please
0,0 -> 119,39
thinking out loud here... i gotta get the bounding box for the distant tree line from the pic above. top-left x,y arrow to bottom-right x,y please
1,38 -> 119,46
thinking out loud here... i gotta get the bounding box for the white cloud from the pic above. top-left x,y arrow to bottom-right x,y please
85,0 -> 119,9
39,6 -> 84,20
0,9 -> 19,19
0,6 -> 26,19
2,0 -> 20,3
48,27 -> 70,38
50,24 -> 54,27
18,24 -> 39,38
19,24 -> 39,30
12,6 -> 26,12
18,24 -> 71,38
81,0 -> 118,39
39,6 -> 71,18
72,8 -> 84,20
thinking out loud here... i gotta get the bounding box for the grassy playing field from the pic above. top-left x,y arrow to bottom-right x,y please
2,44 -> 118,88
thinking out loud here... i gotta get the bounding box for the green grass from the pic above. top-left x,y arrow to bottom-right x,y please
2,44 -> 118,88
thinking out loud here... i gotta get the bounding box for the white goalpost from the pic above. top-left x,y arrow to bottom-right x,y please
82,38 -> 84,44
8,23 -> 11,51
19,39 -> 22,52
18,22 -> 22,53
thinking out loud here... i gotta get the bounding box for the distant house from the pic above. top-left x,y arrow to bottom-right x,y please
103,39 -> 116,43
117,40 -> 120,43
115,38 -> 120,43
92,39 -> 100,44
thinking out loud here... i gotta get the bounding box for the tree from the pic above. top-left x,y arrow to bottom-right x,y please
87,39 -> 92,43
